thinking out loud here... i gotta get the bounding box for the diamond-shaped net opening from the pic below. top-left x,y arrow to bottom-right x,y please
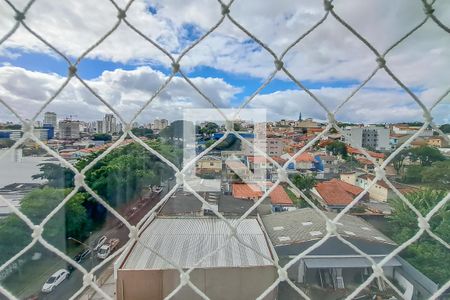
0,0 -> 449,299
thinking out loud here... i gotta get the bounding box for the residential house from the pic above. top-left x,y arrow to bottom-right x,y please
311,179 -> 368,212
261,208 -> 438,299
346,146 -> 385,165
281,152 -> 316,172
426,136 -> 448,148
232,183 -> 294,211
195,155 -> 222,174
340,173 -> 416,203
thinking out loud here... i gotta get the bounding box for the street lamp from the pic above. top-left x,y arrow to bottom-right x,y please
67,236 -> 94,271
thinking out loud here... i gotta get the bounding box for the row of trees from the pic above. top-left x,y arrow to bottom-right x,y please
0,139 -> 181,266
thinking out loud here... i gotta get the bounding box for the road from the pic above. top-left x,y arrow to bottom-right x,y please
25,184 -> 170,300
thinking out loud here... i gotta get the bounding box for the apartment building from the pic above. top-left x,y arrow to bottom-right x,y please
341,126 -> 390,151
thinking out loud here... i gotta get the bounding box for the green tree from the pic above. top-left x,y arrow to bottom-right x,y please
32,163 -> 75,188
20,189 -> 90,239
205,139 -> 216,148
160,120 -> 194,141
92,133 -> 112,141
391,149 -> 409,175
292,174 -> 317,195
402,165 -> 425,184
131,127 -> 154,139
200,122 -> 219,135
387,189 -> 449,284
326,141 -> 348,158
409,146 -> 445,166
439,124 -> 450,134
421,160 -> 450,190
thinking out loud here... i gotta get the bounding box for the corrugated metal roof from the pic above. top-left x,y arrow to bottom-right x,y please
304,257 -> 401,268
261,208 -> 395,246
121,218 -> 274,270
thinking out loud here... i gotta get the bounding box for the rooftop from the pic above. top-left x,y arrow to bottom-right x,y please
261,208 -> 396,255
314,179 -> 364,206
120,217 -> 274,270
232,183 -> 293,206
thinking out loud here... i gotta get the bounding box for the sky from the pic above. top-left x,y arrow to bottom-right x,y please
0,0 -> 449,125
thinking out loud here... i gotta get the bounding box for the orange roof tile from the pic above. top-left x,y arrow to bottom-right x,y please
356,157 -> 374,165
270,185 -> 293,206
315,179 -> 364,206
232,183 -> 263,199
289,152 -> 315,162
346,146 -> 385,159
232,183 -> 293,206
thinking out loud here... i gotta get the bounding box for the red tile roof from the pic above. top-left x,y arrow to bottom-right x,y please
347,146 -> 385,159
269,185 -> 293,206
232,183 -> 263,199
232,183 -> 293,206
289,152 -> 315,162
315,179 -> 364,206
356,157 -> 374,165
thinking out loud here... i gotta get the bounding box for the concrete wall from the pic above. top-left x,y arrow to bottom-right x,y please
117,266 -> 277,300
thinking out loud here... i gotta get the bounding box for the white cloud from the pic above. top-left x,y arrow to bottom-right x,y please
0,65 -> 240,123
0,0 -> 449,123
1,65 -> 446,126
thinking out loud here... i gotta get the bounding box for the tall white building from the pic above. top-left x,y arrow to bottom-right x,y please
58,120 -> 80,140
96,120 -> 104,133
103,114 -> 117,134
43,112 -> 57,129
341,126 -> 390,151
152,119 -> 169,131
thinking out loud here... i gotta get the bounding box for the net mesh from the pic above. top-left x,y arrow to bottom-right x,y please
0,0 -> 449,299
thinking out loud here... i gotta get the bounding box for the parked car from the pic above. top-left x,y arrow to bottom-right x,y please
97,238 -> 120,259
41,269 -> 69,293
93,235 -> 107,252
74,248 -> 91,263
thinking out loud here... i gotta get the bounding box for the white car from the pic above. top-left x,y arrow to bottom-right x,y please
93,235 -> 107,252
42,269 -> 69,293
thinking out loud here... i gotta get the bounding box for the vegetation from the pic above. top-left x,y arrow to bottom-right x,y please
401,155 -> 449,190
391,149 -> 409,175
326,141 -> 348,158
131,127 -> 154,139
439,123 -> 450,133
291,174 -> 317,197
387,189 -> 449,285
160,120 -> 194,141
92,133 -> 112,141
284,186 -> 308,208
408,146 -> 445,166
0,189 -> 90,265
0,139 -> 181,266
199,122 -> 219,135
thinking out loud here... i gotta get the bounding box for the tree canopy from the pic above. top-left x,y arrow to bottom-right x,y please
439,123 -> 450,133
387,189 -> 449,284
408,146 -> 445,166
326,141 -> 348,158
92,133 -> 112,141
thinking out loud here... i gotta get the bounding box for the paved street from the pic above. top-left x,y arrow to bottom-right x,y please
14,184 -> 170,300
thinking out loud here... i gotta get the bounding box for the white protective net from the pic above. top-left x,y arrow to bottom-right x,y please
0,0 -> 449,299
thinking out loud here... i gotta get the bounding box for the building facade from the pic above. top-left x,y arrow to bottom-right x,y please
342,126 -> 390,151
58,120 -> 80,140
